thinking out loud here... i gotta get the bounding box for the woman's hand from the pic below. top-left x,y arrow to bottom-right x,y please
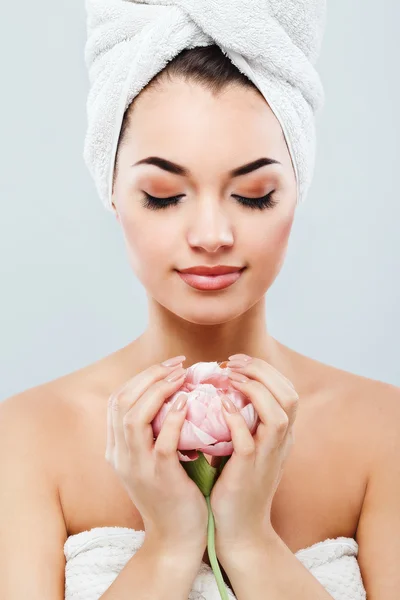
106,356 -> 208,557
210,354 -> 299,556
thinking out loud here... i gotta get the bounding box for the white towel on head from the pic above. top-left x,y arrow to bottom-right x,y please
84,0 -> 327,212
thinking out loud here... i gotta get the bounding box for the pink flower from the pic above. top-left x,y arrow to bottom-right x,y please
151,361 -> 259,462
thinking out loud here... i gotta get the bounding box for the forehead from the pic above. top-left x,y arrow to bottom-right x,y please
127,79 -> 286,155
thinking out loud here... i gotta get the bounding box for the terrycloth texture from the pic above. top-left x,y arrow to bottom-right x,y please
64,526 -> 366,599
84,0 -> 327,212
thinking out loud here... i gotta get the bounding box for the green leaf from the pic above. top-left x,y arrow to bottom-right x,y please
181,451 -> 217,496
181,451 -> 231,495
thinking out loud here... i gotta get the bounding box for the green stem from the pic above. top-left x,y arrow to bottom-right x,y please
206,495 -> 229,600
181,451 -> 231,598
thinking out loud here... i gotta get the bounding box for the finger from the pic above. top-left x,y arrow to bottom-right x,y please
283,428 -> 295,460
111,361 -> 185,458
228,359 -> 299,426
221,396 -> 256,473
260,363 -> 296,391
227,377 -> 291,448
116,360 -> 187,420
228,374 -> 290,428
111,391 -> 131,463
153,393 -> 188,476
123,368 -> 187,456
105,395 -> 115,462
228,355 -> 296,389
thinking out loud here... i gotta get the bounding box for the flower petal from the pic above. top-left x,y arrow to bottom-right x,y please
240,402 -> 260,433
153,361 -> 259,455
177,449 -> 199,462
178,419 -> 218,450
201,398 -> 231,441
197,440 -> 233,456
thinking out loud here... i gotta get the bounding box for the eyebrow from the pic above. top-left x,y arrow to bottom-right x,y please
131,156 -> 281,178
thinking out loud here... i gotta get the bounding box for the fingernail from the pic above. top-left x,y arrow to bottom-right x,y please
228,354 -> 252,362
221,396 -> 238,413
165,367 -> 186,382
226,360 -> 248,369
161,355 -> 186,367
172,394 -> 187,411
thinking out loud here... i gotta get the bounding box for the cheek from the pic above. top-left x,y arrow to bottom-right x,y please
245,210 -> 294,288
251,211 -> 293,260
117,210 -> 174,276
275,213 -> 293,247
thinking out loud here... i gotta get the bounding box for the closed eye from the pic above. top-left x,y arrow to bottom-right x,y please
141,191 -> 278,211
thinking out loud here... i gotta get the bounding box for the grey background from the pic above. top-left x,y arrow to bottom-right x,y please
1,1 -> 399,401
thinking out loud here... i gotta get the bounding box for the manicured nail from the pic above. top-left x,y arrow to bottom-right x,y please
228,354 -> 252,362
221,396 -> 238,413
172,394 -> 187,411
227,370 -> 249,383
227,360 -> 248,369
161,355 -> 186,367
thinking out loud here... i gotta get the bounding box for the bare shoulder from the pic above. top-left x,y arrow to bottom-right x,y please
0,352 -> 123,598
0,340 -> 141,472
0,348 -> 120,462
0,379 -> 83,487
299,350 -> 400,457
1,380 -> 73,441
346,371 -> 400,470
285,342 -> 400,452
2,342 -> 132,420
319,368 -> 400,597
291,344 -> 399,410
322,359 -> 400,428
0,383 -> 75,597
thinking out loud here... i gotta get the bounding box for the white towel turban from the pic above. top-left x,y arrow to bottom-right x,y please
84,0 -> 327,212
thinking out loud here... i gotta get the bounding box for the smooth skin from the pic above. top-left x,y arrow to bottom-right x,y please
1,76 -> 400,599
210,356 -> 299,556
105,360 -> 208,553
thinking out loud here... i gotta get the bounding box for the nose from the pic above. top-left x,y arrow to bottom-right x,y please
187,196 -> 234,253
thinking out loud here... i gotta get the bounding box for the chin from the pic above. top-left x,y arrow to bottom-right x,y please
163,299 -> 251,325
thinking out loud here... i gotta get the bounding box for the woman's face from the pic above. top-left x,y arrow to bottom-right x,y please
112,78 -> 297,325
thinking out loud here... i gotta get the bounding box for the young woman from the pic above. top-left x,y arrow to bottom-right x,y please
1,25 -> 399,600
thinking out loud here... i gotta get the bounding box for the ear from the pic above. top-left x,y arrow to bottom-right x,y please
111,196 -> 119,222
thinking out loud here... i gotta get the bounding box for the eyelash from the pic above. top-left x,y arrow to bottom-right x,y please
141,191 -> 278,211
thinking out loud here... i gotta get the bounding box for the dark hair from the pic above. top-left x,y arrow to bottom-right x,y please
113,44 -> 260,185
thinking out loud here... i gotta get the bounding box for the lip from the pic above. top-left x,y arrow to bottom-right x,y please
178,265 -> 244,276
177,268 -> 245,291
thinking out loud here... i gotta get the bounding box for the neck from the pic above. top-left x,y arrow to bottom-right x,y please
133,296 -> 288,376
